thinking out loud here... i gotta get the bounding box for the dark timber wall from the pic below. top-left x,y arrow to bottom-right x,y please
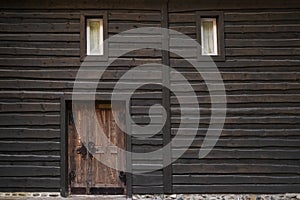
0,0 -> 299,195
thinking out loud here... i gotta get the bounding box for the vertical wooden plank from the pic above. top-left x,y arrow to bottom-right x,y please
92,103 -> 126,190
60,97 -> 68,197
218,11 -> 225,61
126,100 -> 132,197
86,105 -> 92,194
162,1 -> 172,194
80,13 -> 85,61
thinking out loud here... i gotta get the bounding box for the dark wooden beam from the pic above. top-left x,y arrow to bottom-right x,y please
126,101 -> 133,197
60,97 -> 68,197
169,0 -> 300,12
161,1 -> 172,194
0,0 -> 165,10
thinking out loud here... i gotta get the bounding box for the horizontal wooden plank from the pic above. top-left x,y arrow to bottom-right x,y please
173,175 -> 300,184
131,106 -> 163,114
109,35 -> 162,44
172,163 -> 300,174
168,0 -> 300,12
0,17 -> 79,24
132,164 -> 163,171
0,102 -> 60,112
226,48 -> 300,56
226,32 -> 300,40
173,159 -> 300,166
171,72 -> 300,81
0,162 -> 59,169
225,24 -> 300,33
173,138 -> 300,148
132,174 -> 163,186
0,127 -> 60,139
228,55 -> 300,60
169,25 -> 195,35
0,23 -> 79,33
132,153 -> 163,160
0,80 -> 92,89
171,116 -> 300,125
171,128 -> 300,137
0,41 -> 79,49
0,165 -> 60,177
0,57 -> 162,67
0,91 -> 62,100
108,22 -> 161,33
171,107 -> 300,115
169,13 -> 300,25
169,13 -> 194,23
171,83 -> 300,93
0,91 -> 157,100
0,70 -> 77,80
109,11 -> 161,22
132,160 -> 163,165
173,123 -> 300,130
172,184 -> 300,193
0,154 -> 60,161
111,48 -> 162,58
173,149 -> 300,159
132,186 -> 163,194
0,177 -> 60,188
225,12 -> 300,22
132,115 -> 163,124
131,130 -> 163,138
0,0 -> 163,10
0,69 -> 162,80
0,47 -> 79,56
0,80 -> 163,91
132,138 -> 163,146
0,141 -> 60,151
0,114 -> 60,125
171,95 -> 300,104
170,46 -> 300,59
0,11 -> 79,19
225,39 -> 300,47
170,59 -> 300,68
0,33 -> 79,42
0,57 -> 80,67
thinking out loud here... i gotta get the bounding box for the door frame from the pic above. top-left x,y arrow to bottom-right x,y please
60,95 -> 132,197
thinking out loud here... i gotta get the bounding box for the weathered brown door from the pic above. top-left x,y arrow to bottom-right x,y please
68,103 -> 126,195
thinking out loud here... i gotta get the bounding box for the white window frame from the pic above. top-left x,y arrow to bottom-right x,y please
86,18 -> 104,56
201,18 -> 218,56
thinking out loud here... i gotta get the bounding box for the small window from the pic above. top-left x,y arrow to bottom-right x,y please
201,18 -> 218,56
80,11 -> 108,61
196,11 -> 225,61
87,19 -> 103,55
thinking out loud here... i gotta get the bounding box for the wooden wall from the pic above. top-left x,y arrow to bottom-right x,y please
0,0 -> 299,195
168,0 -> 300,193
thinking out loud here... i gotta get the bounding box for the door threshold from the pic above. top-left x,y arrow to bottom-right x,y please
71,187 -> 125,195
68,195 -> 129,200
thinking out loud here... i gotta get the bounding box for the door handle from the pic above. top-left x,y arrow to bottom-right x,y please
76,142 -> 87,159
119,171 -> 126,185
88,141 -> 96,159
69,170 -> 76,183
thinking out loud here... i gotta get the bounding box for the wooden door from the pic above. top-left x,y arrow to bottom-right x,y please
68,103 -> 126,195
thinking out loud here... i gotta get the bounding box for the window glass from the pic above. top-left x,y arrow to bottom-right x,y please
87,19 -> 103,55
201,18 -> 218,55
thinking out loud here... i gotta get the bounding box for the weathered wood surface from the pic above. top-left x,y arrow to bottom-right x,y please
0,0 -> 299,195
169,5 -> 300,194
68,103 -> 126,193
